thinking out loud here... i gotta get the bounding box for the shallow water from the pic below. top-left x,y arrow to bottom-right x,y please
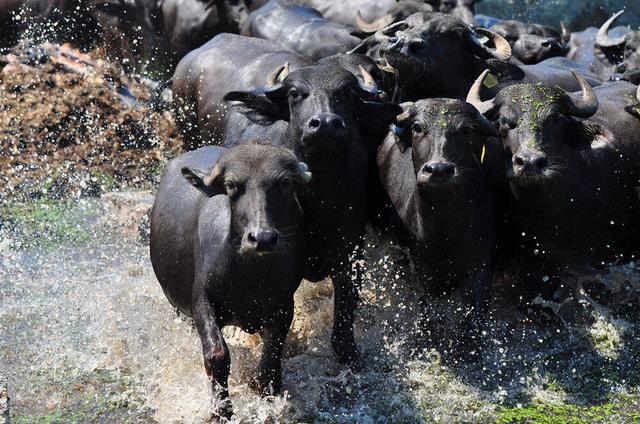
1,197 -> 639,422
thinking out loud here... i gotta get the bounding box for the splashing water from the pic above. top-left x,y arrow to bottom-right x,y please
1,196 -> 639,423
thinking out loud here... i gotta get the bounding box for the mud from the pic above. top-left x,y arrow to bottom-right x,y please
0,42 -> 182,202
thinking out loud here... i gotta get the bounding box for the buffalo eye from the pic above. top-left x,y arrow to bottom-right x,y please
224,180 -> 238,197
279,179 -> 294,193
289,88 -> 300,100
412,123 -> 423,134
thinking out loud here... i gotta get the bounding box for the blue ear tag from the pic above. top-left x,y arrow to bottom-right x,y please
392,124 -> 405,135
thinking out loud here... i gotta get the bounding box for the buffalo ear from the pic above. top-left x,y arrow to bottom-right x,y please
224,89 -> 288,126
181,165 -> 224,197
569,121 -> 614,150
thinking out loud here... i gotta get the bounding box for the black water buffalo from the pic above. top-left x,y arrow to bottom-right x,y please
223,61 -> 401,364
353,13 -> 605,101
150,143 -> 310,419
468,71 -> 640,296
490,19 -> 569,64
352,13 -> 512,101
172,33 -> 312,149
241,0 -> 361,61
567,24 -> 630,67
587,10 -> 640,84
377,98 -> 497,355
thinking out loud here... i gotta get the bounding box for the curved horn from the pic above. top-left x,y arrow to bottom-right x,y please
466,70 -> 496,115
356,11 -> 394,33
357,65 -> 378,95
560,21 -> 571,44
395,103 -> 413,126
566,70 -> 598,118
596,10 -> 626,48
469,28 -> 512,61
266,62 -> 290,87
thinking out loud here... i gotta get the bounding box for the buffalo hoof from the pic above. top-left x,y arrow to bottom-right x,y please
210,399 -> 233,423
251,364 -> 282,396
332,339 -> 362,369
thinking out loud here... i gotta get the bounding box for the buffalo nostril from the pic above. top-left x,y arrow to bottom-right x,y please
331,118 -> 344,129
409,40 -> 425,51
534,156 -> 548,170
514,156 -> 525,166
247,232 -> 257,243
255,231 -> 278,249
309,118 -> 321,129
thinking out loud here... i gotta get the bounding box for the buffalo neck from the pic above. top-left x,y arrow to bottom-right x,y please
410,176 -> 486,245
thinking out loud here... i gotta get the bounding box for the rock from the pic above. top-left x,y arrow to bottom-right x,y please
0,383 -> 8,424
102,191 -> 155,243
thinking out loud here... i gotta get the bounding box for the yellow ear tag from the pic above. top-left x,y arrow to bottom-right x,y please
481,144 -> 486,164
483,73 -> 499,89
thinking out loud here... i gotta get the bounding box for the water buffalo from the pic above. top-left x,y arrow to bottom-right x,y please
351,13 -> 511,101
468,71 -> 640,297
172,33 -> 312,149
490,19 -> 569,64
223,61 -> 402,364
241,0 -> 361,61
377,98 -> 498,355
588,11 -> 640,84
150,143 -> 310,419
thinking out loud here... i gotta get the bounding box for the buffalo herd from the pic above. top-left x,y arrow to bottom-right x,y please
4,0 -> 640,419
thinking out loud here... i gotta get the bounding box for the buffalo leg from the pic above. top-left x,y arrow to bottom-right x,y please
254,304 -> 294,395
458,264 -> 493,360
331,257 -> 361,365
193,296 -> 231,419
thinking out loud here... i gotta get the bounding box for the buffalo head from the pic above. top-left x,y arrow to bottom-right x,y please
392,98 -> 497,196
181,143 -> 311,255
596,10 -> 640,82
491,20 -> 569,64
467,70 -> 600,191
224,62 -> 401,158
353,13 -> 511,100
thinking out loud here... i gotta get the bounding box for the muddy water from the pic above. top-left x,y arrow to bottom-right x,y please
1,197 -> 639,422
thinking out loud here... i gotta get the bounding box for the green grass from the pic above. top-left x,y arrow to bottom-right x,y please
10,369 -> 153,424
0,200 -> 92,250
496,396 -> 640,424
